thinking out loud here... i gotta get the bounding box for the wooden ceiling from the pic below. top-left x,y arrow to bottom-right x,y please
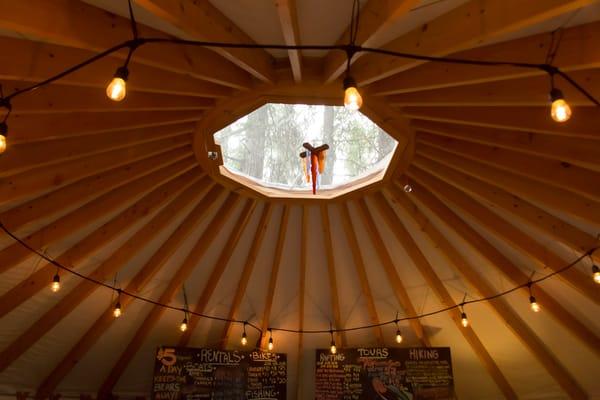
0,0 -> 599,399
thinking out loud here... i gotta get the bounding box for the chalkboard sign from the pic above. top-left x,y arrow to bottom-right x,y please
152,347 -> 287,400
315,347 -> 454,400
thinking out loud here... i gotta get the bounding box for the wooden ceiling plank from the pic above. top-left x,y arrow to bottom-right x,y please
0,0 -> 251,89
0,146 -> 192,235
220,203 -> 274,347
338,203 -> 384,345
415,147 -> 600,228
411,120 -> 600,173
0,159 -> 197,277
403,107 -> 600,140
133,0 -> 275,83
259,205 -> 290,348
0,135 -> 192,209
368,21 -> 600,96
392,182 -> 589,400
296,206 -> 307,400
354,198 -> 430,346
8,110 -> 202,144
371,192 -> 517,399
409,164 -> 599,306
275,0 -> 302,82
178,200 -> 257,346
351,0 -> 595,85
37,185 -> 228,397
322,0 -> 420,83
320,204 -> 347,347
417,134 -> 600,203
0,165 -> 204,320
0,170 -> 206,373
1,124 -> 193,177
98,192 -> 239,397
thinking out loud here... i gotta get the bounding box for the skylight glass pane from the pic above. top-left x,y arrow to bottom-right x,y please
214,103 -> 397,191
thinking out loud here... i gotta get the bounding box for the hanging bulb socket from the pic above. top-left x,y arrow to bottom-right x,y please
267,329 -> 274,351
460,312 -> 468,328
395,329 -> 403,344
0,121 -> 8,154
241,323 -> 248,346
329,330 -> 337,354
51,272 -> 61,293
106,66 -> 129,102
592,264 -> 600,284
113,301 -> 122,318
343,76 -> 363,111
180,317 -> 188,332
549,88 -> 572,123
529,296 -> 540,313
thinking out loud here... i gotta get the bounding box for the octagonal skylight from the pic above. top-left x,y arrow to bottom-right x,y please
214,103 -> 398,196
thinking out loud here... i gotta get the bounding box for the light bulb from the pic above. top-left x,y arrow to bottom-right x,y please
529,296 -> 540,313
268,337 -> 274,351
51,273 -> 61,292
241,332 -> 247,346
403,184 -> 413,193
106,67 -> 129,102
343,77 -> 362,111
180,318 -> 188,332
461,312 -> 468,328
0,122 -> 7,154
113,302 -> 122,318
550,89 -> 571,123
593,265 -> 600,284
395,329 -> 403,344
330,341 -> 337,355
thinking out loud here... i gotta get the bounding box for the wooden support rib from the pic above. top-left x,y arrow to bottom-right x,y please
414,148 -> 600,230
0,135 -> 191,209
368,21 -> 600,96
411,120 -> 600,173
371,192 -> 517,399
0,172 -> 210,320
0,159 -> 197,277
322,0 -> 420,83
1,124 -> 193,177
220,204 -> 274,347
417,135 -> 600,204
296,206 -> 307,400
0,0 -> 251,89
275,0 -> 302,82
0,170 -> 205,373
0,146 -> 192,233
354,199 -> 430,346
351,0 -> 595,85
408,165 -> 599,306
259,206 -> 290,348
338,203 -> 384,345
319,204 -> 346,347
97,193 -> 240,397
178,200 -> 257,346
37,186 -> 228,397
402,107 -> 600,140
134,0 -> 275,83
8,111 -> 202,144
397,182 -> 589,400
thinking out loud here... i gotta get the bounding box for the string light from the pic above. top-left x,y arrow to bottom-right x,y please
180,316 -> 188,332
329,330 -> 337,354
592,264 -> 600,284
460,303 -> 469,328
549,88 -> 572,123
395,319 -> 403,344
113,289 -> 122,318
267,329 -> 274,351
528,283 -> 540,313
180,286 -> 189,332
241,322 -> 248,346
106,66 -> 129,102
51,271 -> 61,293
343,77 -> 362,111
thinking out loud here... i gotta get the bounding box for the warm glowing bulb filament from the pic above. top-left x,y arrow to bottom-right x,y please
51,274 -> 61,292
593,265 -> 600,284
395,330 -> 403,344
530,296 -> 541,313
461,312 -> 468,328
180,319 -> 188,332
330,343 -> 337,355
0,135 -> 6,154
113,303 -> 122,318
106,77 -> 127,102
268,338 -> 274,351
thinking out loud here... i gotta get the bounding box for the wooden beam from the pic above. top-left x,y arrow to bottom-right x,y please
0,159 -> 197,277
0,165 -> 204,320
259,205 -> 290,348
97,193 -> 239,397
134,0 -> 275,83
220,203 -> 274,347
354,198 -> 430,346
178,200 -> 257,346
403,106 -> 600,140
390,183 -> 589,399
415,147 -> 600,227
411,120 -> 600,172
385,69 -> 600,106
296,206 -> 307,400
371,192 -> 517,399
0,135 -> 191,208
409,164 -> 599,305
338,203 -> 384,345
0,0 -> 251,89
0,36 -> 234,97
320,204 -> 346,347
368,21 -> 600,95
417,134 -> 600,203
275,0 -> 302,82
322,0 -> 419,82
8,110 -> 202,143
351,0 -> 595,85
0,170 -> 205,373
37,186 -> 228,397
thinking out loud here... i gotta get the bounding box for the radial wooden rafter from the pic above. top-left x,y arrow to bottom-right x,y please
274,0 -> 303,82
